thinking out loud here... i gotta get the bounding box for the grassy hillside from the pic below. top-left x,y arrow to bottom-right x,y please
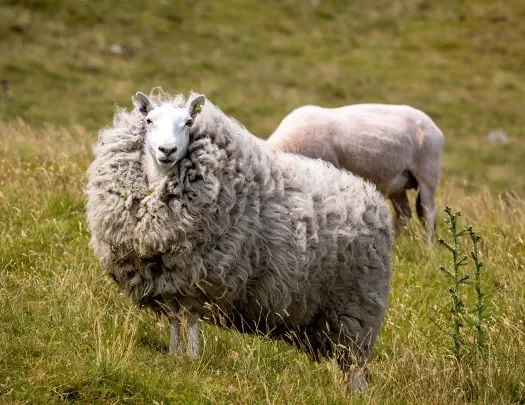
1,0 -> 525,194
1,0 -> 525,403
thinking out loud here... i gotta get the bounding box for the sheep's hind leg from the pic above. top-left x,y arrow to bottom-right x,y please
416,183 -> 437,242
336,340 -> 370,393
348,367 -> 368,393
390,192 -> 412,237
186,310 -> 200,357
331,318 -> 374,393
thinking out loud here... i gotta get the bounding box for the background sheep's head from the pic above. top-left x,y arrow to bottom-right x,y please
133,91 -> 206,178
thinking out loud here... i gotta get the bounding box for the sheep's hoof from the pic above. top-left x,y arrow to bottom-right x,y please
168,345 -> 182,356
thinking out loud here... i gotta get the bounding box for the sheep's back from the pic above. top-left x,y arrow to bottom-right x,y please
268,104 -> 443,189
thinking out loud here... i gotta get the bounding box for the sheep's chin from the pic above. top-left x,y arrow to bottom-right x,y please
156,158 -> 176,169
144,151 -> 177,184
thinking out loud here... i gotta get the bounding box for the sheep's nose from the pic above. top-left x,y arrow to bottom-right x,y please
158,146 -> 177,155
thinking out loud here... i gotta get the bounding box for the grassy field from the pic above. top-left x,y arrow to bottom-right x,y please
1,0 -> 525,403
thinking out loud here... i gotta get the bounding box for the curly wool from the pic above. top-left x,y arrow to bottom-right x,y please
85,93 -> 393,357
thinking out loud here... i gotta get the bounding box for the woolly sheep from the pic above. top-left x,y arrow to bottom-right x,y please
267,104 -> 444,242
85,91 -> 393,392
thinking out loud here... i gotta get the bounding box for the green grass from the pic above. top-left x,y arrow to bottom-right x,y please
1,1 -> 525,403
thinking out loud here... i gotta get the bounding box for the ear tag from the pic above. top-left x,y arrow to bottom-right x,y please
192,105 -> 202,115
151,86 -> 164,102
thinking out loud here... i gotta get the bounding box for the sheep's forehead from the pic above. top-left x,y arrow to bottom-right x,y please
148,104 -> 189,126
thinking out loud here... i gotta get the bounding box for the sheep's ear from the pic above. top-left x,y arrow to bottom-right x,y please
133,92 -> 154,116
189,95 -> 206,118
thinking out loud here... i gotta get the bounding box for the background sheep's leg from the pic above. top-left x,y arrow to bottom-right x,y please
390,192 -> 412,237
416,183 -> 437,242
168,313 -> 183,355
186,310 -> 200,357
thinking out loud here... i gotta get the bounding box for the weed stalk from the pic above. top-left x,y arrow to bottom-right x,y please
438,205 -> 487,363
439,206 -> 469,361
467,226 -> 485,352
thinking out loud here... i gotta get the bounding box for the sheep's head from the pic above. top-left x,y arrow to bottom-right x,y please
134,91 -> 206,174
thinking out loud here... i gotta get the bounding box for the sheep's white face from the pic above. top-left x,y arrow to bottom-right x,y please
134,92 -> 206,174
145,104 -> 192,169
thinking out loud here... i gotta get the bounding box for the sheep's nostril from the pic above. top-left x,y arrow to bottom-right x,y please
158,146 -> 177,155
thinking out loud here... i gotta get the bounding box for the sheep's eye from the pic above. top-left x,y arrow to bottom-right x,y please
146,118 -> 152,125
186,119 -> 193,127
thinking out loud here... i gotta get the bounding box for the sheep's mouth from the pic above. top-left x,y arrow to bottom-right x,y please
158,158 -> 174,165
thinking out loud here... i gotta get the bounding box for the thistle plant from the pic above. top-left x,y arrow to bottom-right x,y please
438,205 -> 487,363
467,226 -> 486,352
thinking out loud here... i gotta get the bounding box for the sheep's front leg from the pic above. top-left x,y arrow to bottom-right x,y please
186,310 -> 200,357
416,183 -> 437,242
168,313 -> 182,355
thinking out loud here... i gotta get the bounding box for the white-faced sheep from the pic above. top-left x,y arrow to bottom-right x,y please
267,104 -> 444,242
85,91 -> 393,392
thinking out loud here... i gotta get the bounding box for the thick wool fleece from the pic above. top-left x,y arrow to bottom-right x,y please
85,94 -> 393,363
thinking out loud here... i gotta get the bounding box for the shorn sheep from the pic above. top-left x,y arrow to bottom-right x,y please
85,91 -> 393,392
267,104 -> 444,242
